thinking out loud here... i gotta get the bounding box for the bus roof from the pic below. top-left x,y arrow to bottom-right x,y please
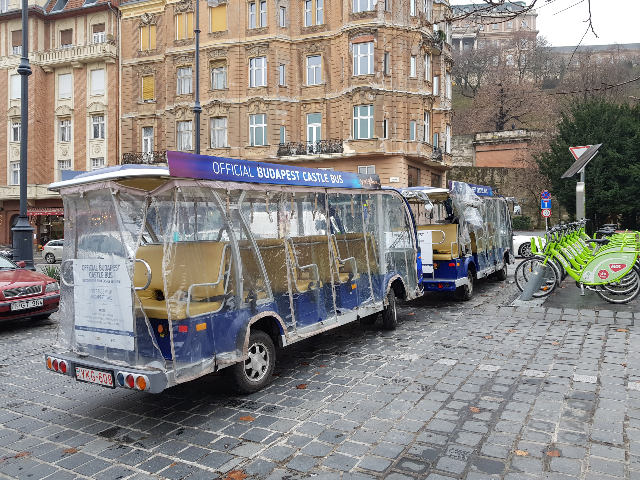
49,152 -> 382,192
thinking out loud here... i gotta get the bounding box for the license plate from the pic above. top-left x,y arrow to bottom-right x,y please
75,366 -> 115,388
11,299 -> 44,311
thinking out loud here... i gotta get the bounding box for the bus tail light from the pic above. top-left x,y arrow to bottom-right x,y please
116,371 -> 149,391
46,356 -> 68,375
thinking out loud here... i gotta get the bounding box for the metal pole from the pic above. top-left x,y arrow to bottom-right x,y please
12,0 -> 34,270
193,0 -> 201,154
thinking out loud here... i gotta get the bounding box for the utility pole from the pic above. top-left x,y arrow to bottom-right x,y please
193,0 -> 201,154
12,0 -> 35,270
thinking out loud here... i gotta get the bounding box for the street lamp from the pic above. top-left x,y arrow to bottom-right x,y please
193,0 -> 201,154
12,0 -> 35,270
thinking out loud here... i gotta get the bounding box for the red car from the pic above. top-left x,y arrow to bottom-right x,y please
0,256 -> 60,321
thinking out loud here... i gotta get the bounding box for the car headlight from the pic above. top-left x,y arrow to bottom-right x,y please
45,282 -> 59,293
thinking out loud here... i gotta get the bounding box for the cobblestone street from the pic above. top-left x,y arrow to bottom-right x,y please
0,273 -> 638,480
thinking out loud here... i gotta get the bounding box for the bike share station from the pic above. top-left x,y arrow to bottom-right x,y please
517,144 -> 640,309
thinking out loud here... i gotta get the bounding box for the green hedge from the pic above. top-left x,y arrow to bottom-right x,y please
512,216 -> 532,231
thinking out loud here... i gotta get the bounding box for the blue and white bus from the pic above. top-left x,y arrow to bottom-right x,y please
401,181 -> 514,300
45,152 -> 421,393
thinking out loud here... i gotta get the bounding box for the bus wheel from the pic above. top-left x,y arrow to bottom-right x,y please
495,263 -> 508,281
230,330 -> 275,394
382,290 -> 398,330
456,270 -> 474,301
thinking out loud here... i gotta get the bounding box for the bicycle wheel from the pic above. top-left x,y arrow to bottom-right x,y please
515,257 -> 558,297
600,269 -> 639,295
596,267 -> 640,304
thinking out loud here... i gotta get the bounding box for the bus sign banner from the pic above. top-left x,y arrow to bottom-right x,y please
167,151 -> 382,190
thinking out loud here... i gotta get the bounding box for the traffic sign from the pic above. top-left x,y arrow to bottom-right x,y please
541,209 -> 552,218
541,190 -> 551,200
569,145 -> 591,161
541,199 -> 551,209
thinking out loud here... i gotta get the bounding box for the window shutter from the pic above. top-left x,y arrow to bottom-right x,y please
92,23 -> 105,33
176,14 -> 185,39
142,76 -> 154,101
187,12 -> 194,37
149,25 -> 156,49
91,69 -> 105,95
210,4 -> 227,32
140,26 -> 149,50
12,30 -> 22,47
58,73 -> 72,99
60,29 -> 73,45
211,59 -> 226,69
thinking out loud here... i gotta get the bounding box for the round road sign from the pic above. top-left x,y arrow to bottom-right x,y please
541,208 -> 552,218
541,190 -> 551,200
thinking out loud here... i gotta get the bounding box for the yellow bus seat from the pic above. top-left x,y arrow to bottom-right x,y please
416,224 -> 459,260
290,236 -> 350,285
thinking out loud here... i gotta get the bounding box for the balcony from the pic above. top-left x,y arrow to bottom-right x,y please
122,151 -> 167,165
36,41 -> 117,73
277,140 -> 344,158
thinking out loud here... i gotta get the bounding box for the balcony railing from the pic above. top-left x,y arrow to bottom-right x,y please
277,140 -> 344,157
122,151 -> 167,165
36,41 -> 117,72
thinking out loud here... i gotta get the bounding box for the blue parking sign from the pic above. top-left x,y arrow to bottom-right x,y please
541,198 -> 551,209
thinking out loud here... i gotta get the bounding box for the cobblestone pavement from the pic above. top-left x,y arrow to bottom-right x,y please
0,273 -> 638,480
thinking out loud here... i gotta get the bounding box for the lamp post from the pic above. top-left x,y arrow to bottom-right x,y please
193,0 -> 201,154
12,0 -> 35,270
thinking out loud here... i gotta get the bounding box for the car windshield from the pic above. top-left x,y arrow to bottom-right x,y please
0,256 -> 16,269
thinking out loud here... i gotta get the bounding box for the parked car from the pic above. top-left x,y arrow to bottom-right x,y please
0,255 -> 60,321
0,248 -> 12,260
43,240 -> 64,264
513,234 -> 545,257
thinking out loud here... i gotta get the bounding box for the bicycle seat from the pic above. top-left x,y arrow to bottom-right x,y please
585,238 -> 609,244
602,224 -> 618,228
596,229 -> 615,235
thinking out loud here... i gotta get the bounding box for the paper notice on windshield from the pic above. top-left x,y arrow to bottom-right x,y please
418,230 -> 434,273
73,258 -> 134,351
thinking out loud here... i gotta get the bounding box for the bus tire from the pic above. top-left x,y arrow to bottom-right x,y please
230,330 -> 275,394
456,270 -> 474,301
382,290 -> 398,330
495,263 -> 508,281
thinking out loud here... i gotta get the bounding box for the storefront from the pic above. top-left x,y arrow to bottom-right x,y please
1,200 -> 64,248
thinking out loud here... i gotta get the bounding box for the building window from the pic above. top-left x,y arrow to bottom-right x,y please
433,75 -> 439,95
506,55 -> 514,66
383,51 -> 390,75
279,6 -> 286,26
353,42 -> 374,76
142,127 -> 154,154
210,117 -> 227,148
59,73 -> 72,99
424,112 -> 430,143
425,54 -> 430,79
382,119 -> 388,139
91,115 -> 105,139
11,122 -> 20,142
210,4 -> 227,32
304,0 -> 324,26
10,75 -> 20,99
10,162 -> 20,185
353,0 -> 373,13
353,105 -> 373,139
92,23 -> 105,43
410,0 -> 415,16
90,69 -> 105,96
445,72 -> 451,99
279,125 -> 286,144
446,124 -> 451,154
410,120 -> 416,141
433,132 -> 439,149
177,121 -> 193,151
304,0 -> 312,26
479,23 -> 484,31
176,12 -> 194,40
211,61 -> 227,89
492,23 -> 498,30
11,30 -> 22,55
358,165 -> 375,174
249,114 -> 267,146
384,0 -> 389,11
317,0 -> 323,24
59,119 -> 71,142
424,0 -> 431,17
431,172 -> 441,187
410,56 -> 416,77
278,64 -> 286,85
507,21 -> 513,28
58,159 -> 71,172
0,0 -> 9,13
248,0 -> 266,28
142,75 -> 154,101
522,20 -> 528,28
91,157 -> 106,170
60,29 -> 73,48
249,56 -> 267,87
140,24 -> 156,50
307,55 -> 321,85
177,67 -> 193,94
307,113 -> 321,145
408,166 -> 420,187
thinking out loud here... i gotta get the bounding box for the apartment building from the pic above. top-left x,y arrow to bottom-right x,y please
0,0 -> 118,245
119,0 -> 454,187
452,1 -> 537,52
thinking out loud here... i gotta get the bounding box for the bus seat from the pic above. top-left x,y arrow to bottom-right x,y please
290,236 -> 350,285
134,242 -> 230,319
335,232 -> 378,274
470,231 -> 484,253
416,224 -> 459,260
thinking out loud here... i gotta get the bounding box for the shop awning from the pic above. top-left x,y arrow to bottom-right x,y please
27,208 -> 64,216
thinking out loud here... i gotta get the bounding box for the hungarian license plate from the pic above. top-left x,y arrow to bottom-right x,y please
11,299 -> 44,311
75,366 -> 115,388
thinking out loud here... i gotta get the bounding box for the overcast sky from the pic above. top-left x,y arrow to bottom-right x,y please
449,0 -> 640,47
